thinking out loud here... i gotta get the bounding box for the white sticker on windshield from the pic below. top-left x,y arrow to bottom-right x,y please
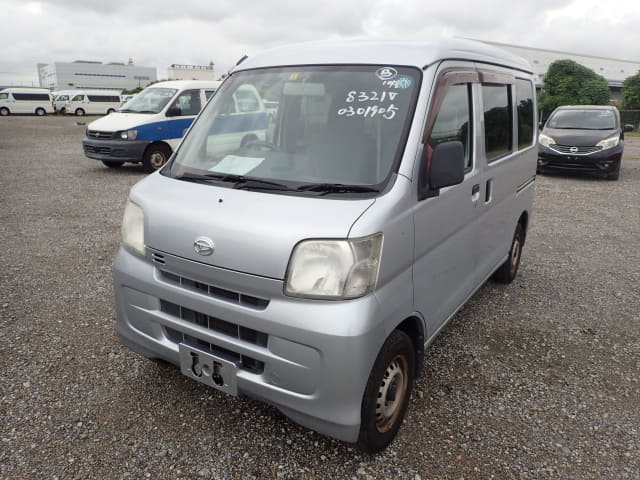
209,155 -> 265,175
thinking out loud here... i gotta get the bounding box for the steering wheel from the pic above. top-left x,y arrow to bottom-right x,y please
243,140 -> 280,152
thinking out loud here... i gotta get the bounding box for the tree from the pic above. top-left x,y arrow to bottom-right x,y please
622,71 -> 640,109
538,60 -> 610,116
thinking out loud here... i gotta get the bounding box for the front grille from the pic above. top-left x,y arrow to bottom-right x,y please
155,263 -> 269,310
84,145 -> 111,154
161,300 -> 266,374
87,130 -> 114,139
549,144 -> 602,155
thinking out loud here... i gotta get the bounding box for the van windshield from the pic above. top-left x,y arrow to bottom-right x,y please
119,87 -> 178,114
166,65 -> 420,194
547,109 -> 616,130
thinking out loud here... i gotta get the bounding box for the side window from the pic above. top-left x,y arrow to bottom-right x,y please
204,89 -> 216,100
171,89 -> 202,116
516,79 -> 534,149
72,95 -> 84,102
428,84 -> 472,170
234,89 -> 260,112
482,85 -> 512,162
0,93 -> 8,100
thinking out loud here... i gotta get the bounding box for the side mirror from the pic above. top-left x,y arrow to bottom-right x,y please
538,121 -> 544,129
623,124 -> 634,133
166,106 -> 181,117
429,141 -> 465,190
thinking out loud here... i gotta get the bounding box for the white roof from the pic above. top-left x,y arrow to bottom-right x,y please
148,80 -> 221,90
235,38 -> 532,74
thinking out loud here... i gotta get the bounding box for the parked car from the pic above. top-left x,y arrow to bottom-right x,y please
0,87 -> 53,116
82,80 -> 221,171
64,90 -> 122,116
538,105 -> 633,180
113,38 -> 537,452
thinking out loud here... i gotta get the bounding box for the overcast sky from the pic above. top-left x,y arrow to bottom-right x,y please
2,0 -> 640,86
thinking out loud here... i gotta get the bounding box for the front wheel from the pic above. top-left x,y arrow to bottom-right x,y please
75,108 -> 85,116
35,107 -> 46,116
142,144 -> 171,172
107,108 -> 115,114
357,330 -> 415,453
493,223 -> 525,284
0,107 -> 9,116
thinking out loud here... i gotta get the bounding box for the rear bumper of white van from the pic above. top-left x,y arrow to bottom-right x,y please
113,246 -> 387,443
83,137 -> 148,163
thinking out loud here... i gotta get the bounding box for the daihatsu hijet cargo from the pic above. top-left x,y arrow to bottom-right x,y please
82,80 -> 222,171
114,38 -> 537,452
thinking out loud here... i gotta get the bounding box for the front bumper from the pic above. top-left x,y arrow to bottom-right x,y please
82,137 -> 149,163
538,143 -> 623,177
113,246 -> 388,443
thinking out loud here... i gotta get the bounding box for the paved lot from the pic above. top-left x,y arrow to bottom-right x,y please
1,116 -> 639,479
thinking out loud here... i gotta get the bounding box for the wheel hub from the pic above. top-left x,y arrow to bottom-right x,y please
375,356 -> 407,432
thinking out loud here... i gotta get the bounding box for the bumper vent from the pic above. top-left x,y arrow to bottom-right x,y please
161,300 -> 266,374
157,268 -> 269,310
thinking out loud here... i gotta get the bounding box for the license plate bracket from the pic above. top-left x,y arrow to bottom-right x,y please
178,344 -> 238,396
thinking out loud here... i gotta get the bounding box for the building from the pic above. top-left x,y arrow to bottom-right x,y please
475,39 -> 640,103
38,59 -> 157,91
167,63 -> 215,81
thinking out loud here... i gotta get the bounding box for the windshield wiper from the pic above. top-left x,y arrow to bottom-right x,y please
118,108 -> 156,114
297,183 -> 379,194
174,172 -> 292,191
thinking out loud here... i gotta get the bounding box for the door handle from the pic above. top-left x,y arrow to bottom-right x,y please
471,183 -> 480,204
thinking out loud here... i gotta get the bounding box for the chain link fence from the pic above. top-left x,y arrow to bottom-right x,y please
620,110 -> 640,130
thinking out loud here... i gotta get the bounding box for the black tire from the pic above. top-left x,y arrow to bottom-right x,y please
142,144 -> 171,172
75,108 -> 85,116
35,107 -> 46,116
357,330 -> 415,454
102,160 -> 123,169
0,107 -> 9,116
107,108 -> 115,114
493,223 -> 525,284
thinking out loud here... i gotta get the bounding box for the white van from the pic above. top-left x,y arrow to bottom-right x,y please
113,39 -> 537,452
64,90 -> 122,116
82,80 -> 226,171
0,88 -> 53,116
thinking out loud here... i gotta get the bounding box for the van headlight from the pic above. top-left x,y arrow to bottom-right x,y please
122,200 -> 145,256
596,135 -> 620,150
120,129 -> 138,140
284,234 -> 383,300
538,133 -> 555,147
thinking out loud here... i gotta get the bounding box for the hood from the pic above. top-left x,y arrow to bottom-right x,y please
87,112 -> 156,132
130,173 -> 376,280
543,127 -> 619,147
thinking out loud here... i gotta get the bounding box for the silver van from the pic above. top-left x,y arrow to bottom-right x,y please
114,39 -> 537,452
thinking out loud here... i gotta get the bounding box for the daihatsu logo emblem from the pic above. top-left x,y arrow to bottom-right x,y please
194,237 -> 215,256
570,146 -> 579,153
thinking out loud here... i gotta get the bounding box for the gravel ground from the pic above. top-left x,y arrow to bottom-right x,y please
1,115 -> 639,480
